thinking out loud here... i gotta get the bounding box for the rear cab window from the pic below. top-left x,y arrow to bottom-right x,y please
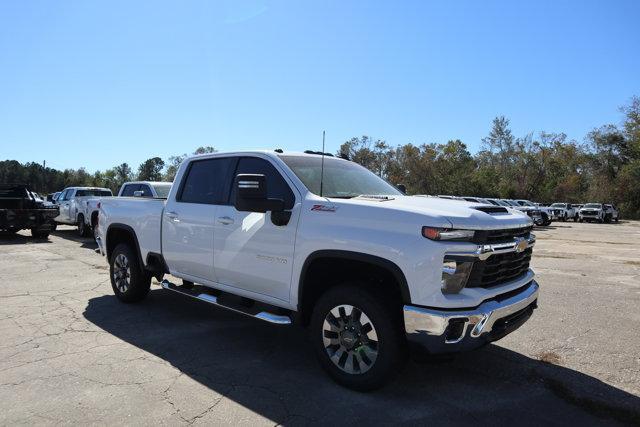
178,157 -> 235,204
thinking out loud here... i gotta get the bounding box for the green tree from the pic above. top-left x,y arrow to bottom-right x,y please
137,157 -> 165,181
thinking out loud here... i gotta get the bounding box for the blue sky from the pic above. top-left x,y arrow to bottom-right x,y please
1,0 -> 639,172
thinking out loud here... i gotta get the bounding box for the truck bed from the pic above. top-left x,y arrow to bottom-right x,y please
98,198 -> 165,261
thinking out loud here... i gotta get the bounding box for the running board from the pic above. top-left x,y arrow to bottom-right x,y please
160,280 -> 292,325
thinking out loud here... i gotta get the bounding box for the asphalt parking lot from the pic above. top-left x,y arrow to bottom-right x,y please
1,222 -> 639,425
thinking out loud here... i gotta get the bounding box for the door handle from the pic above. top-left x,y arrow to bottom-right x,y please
165,211 -> 179,222
217,216 -> 234,225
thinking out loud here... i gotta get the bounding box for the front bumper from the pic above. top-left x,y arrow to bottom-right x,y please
403,280 -> 539,354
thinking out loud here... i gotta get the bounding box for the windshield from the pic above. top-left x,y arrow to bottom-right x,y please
550,203 -> 565,208
502,200 -> 519,206
583,203 -> 601,208
76,189 -> 112,197
517,200 -> 535,206
279,155 -> 402,198
152,184 -> 172,199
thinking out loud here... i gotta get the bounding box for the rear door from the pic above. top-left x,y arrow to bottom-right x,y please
161,157 -> 234,282
213,156 -> 300,302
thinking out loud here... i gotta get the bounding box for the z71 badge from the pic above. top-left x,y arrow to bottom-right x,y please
311,204 -> 337,212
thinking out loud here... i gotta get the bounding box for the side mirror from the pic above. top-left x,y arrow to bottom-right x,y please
397,184 -> 407,194
234,174 -> 285,213
133,191 -> 144,197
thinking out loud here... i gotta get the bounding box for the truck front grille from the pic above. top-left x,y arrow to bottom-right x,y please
465,247 -> 532,288
472,226 -> 532,245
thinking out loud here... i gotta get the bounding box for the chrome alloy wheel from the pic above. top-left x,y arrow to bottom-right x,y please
322,304 -> 379,374
113,253 -> 131,293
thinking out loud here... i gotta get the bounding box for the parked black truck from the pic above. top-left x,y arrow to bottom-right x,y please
0,184 -> 59,238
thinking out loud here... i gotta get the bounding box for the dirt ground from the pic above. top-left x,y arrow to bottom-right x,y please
0,221 -> 639,425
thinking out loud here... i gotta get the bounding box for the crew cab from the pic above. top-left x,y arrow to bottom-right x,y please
97,151 -> 540,390
55,187 -> 113,236
118,181 -> 173,198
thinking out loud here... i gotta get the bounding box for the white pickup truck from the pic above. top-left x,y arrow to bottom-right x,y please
97,151 -> 539,390
55,187 -> 113,236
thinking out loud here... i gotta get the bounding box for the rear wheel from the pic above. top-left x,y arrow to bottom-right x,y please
77,215 -> 89,237
310,284 -> 406,391
109,243 -> 151,303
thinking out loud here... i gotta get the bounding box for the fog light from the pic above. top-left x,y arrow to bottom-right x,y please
441,260 -> 473,294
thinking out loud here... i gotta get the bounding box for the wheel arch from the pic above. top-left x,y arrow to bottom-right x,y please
297,250 -> 411,326
105,223 -> 145,273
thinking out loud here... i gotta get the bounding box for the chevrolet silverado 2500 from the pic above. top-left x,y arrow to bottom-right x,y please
97,151 -> 540,390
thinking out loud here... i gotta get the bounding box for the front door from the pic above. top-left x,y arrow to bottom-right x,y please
161,157 -> 234,283
213,156 -> 300,302
57,189 -> 74,223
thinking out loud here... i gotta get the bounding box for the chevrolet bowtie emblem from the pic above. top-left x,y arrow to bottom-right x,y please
514,237 -> 528,253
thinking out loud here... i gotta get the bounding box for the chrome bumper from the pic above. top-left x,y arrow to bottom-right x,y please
403,280 -> 539,354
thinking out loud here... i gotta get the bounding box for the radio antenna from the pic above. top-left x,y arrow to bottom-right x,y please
320,130 -> 326,197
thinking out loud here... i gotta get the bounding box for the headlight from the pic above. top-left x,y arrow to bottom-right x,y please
422,227 -> 475,241
441,259 -> 474,294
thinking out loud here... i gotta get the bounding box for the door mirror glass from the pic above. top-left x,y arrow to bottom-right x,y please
234,174 -> 285,213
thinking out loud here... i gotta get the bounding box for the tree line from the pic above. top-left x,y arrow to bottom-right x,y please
1,97 -> 639,218
0,146 -> 216,198
339,97 -> 640,218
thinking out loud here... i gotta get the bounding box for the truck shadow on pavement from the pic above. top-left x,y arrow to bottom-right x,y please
0,232 -> 53,245
51,228 -> 98,250
83,289 -> 640,425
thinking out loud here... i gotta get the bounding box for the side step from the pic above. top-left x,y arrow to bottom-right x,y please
160,280 -> 292,325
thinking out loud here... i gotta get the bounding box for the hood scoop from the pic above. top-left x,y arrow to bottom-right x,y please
474,205 -> 509,215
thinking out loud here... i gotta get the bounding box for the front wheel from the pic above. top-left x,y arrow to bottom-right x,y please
109,243 -> 151,303
310,284 -> 406,391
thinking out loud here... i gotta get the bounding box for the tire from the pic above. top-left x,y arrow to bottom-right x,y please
310,284 -> 406,391
31,229 -> 49,239
578,218 -> 583,223
77,215 -> 89,237
573,215 -> 578,222
562,214 -> 567,222
182,280 -> 195,289
615,217 -> 619,223
109,243 -> 151,303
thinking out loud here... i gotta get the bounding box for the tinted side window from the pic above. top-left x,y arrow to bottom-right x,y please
121,184 -> 139,197
231,157 -> 295,210
179,158 -> 233,204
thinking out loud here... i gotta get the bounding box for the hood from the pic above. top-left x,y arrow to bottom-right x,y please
338,195 -> 532,230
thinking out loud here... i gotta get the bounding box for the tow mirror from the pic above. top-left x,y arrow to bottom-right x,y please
234,174 -> 285,213
133,191 -> 144,197
397,184 -> 407,194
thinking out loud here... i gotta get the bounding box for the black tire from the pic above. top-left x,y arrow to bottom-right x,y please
30,229 -> 49,239
77,215 -> 89,237
615,217 -> 619,223
573,215 -> 578,222
310,284 -> 406,391
561,214 -> 567,222
109,243 -> 151,303
182,280 -> 195,289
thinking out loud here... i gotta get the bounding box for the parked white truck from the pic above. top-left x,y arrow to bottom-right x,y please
55,187 -> 113,236
97,151 -> 539,390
